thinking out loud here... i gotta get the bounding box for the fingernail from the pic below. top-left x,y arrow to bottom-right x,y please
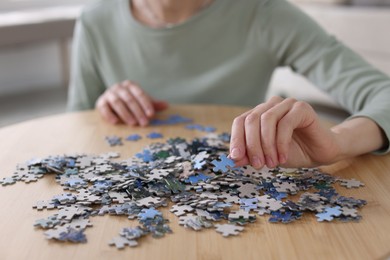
266,155 -> 274,168
231,148 -> 241,159
146,109 -> 153,117
252,156 -> 262,169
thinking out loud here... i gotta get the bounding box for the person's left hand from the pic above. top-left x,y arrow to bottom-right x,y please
229,96 -> 343,169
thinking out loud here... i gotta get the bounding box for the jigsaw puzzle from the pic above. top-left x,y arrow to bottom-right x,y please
1,115 -> 367,249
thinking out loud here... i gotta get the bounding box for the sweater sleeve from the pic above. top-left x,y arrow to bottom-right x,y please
67,14 -> 106,112
262,0 -> 390,154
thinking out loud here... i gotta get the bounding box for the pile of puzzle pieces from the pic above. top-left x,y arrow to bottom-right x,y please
0,133 -> 366,249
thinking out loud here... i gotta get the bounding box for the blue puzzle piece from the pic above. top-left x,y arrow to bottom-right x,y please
150,114 -> 192,125
147,132 -> 163,139
185,124 -> 216,133
138,208 -> 162,221
126,134 -> 142,141
211,154 -> 235,173
240,198 -> 258,211
66,159 -> 76,168
168,115 -> 192,124
136,150 -> 154,162
203,126 -> 216,133
315,206 -> 342,222
184,173 -> 211,185
185,124 -> 203,130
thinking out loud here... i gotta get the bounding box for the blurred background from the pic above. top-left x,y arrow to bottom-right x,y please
0,0 -> 389,127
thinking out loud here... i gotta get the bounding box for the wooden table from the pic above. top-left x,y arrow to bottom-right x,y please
0,104 -> 389,260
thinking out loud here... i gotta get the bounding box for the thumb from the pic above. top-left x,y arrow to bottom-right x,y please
153,100 -> 169,112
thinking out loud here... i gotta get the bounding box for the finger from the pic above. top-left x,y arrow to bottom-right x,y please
233,157 -> 250,167
243,108 -> 265,169
106,91 -> 137,126
230,96 -> 283,167
117,83 -> 149,126
96,98 -> 119,124
276,101 -> 316,164
243,96 -> 284,168
126,82 -> 156,118
153,100 -> 169,112
260,98 -> 296,167
230,111 -> 251,163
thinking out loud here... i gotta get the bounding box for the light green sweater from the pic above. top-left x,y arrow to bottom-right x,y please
67,0 -> 390,153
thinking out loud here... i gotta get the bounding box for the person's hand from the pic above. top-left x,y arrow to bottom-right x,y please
95,80 -> 168,126
229,96 -> 343,169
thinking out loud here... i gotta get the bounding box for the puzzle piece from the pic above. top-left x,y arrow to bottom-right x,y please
179,161 -> 194,179
147,132 -> 163,139
33,200 -> 56,210
34,216 -> 59,229
148,169 -> 172,180
138,208 -> 162,221
105,136 -> 123,146
215,224 -> 244,237
273,181 -> 298,194
120,227 -> 147,240
228,209 -> 255,220
109,236 -> 138,249
268,210 -> 301,224
136,149 -> 154,162
211,154 -> 235,173
58,227 -> 87,243
178,214 -> 213,231
150,114 -> 192,125
136,196 -> 165,207
126,134 -> 142,141
237,183 -> 258,198
241,165 -> 274,180
339,178 -> 365,189
184,173 -> 211,185
170,204 -> 194,217
0,177 -> 16,186
240,198 -> 258,211
315,206 -> 342,222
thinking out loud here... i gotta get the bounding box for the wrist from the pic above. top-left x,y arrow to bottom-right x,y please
330,117 -> 386,160
329,126 -> 350,162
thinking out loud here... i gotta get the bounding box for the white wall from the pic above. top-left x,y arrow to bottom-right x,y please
0,41 -> 64,96
0,4 -> 79,97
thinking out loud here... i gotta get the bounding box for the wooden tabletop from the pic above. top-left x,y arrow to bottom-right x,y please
0,104 -> 389,260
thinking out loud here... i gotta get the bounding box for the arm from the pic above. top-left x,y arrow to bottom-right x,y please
68,14 -> 167,125
331,116 -> 387,160
230,0 -> 390,168
261,0 -> 390,154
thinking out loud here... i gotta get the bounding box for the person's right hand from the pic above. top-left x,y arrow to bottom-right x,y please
95,80 -> 168,126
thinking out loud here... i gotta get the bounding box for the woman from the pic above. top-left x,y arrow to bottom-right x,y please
67,0 -> 390,169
